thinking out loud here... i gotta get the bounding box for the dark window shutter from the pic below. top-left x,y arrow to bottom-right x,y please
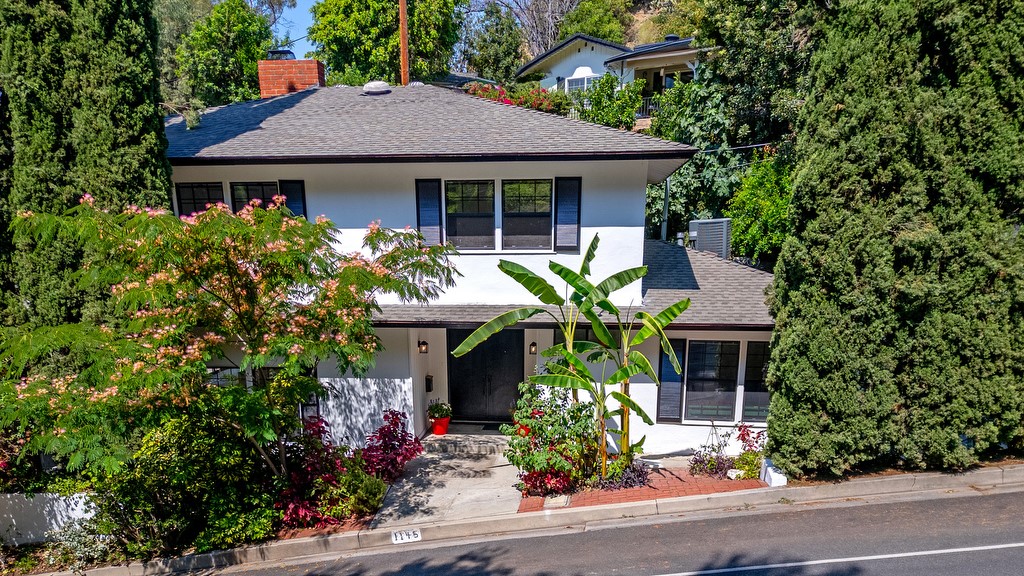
278,180 -> 307,217
416,179 -> 443,245
554,177 -> 581,250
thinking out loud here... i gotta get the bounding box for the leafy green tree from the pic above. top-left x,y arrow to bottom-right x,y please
647,75 -> 742,236
1,199 -> 457,475
724,150 -> 792,267
176,0 -> 273,106
558,0 -> 632,44
769,0 -> 1024,477
153,0 -> 213,106
572,73 -> 644,130
454,235 -> 689,476
309,0 -> 466,84
465,2 -> 523,86
695,0 -> 819,149
637,0 -> 701,44
246,0 -> 296,27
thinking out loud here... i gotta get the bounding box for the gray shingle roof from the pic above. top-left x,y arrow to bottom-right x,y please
376,240 -> 773,329
642,240 -> 773,328
604,37 -> 697,64
165,85 -> 694,183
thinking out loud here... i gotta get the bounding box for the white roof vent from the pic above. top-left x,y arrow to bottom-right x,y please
408,81 -> 425,87
362,80 -> 391,95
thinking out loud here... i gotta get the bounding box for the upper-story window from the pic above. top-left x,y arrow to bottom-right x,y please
175,182 -> 224,216
175,181 -> 307,217
416,178 -> 581,252
230,180 -> 307,217
445,180 -> 495,250
502,180 -> 552,250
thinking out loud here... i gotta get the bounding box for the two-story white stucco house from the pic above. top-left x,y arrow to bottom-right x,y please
162,61 -> 773,455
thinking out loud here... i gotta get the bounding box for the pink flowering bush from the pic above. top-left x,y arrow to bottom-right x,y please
1,196 -> 457,477
466,82 -> 570,115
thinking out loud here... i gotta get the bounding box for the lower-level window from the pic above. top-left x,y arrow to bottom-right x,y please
658,339 -> 769,423
684,341 -> 739,421
742,342 -> 770,421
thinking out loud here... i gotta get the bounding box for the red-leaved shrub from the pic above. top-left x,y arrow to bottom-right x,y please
362,410 -> 423,482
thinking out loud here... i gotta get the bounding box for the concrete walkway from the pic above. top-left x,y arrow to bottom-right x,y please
372,425 -> 521,527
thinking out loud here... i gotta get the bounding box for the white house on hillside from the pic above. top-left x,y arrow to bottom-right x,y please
162,60 -> 773,456
516,33 -> 703,119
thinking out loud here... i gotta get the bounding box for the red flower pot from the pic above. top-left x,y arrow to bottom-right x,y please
430,416 -> 450,435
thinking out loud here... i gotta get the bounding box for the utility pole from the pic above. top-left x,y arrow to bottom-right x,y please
661,175 -> 671,241
399,0 -> 410,86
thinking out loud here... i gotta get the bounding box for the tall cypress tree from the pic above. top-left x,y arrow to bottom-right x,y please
0,88 -> 15,326
0,0 -> 171,328
67,0 -> 172,209
768,0 -> 1024,477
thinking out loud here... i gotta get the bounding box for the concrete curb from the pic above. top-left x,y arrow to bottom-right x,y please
46,463 -> 1024,576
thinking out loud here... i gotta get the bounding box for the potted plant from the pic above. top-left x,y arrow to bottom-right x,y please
427,401 -> 452,435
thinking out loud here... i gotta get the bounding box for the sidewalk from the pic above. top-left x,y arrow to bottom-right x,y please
45,454 -> 1024,575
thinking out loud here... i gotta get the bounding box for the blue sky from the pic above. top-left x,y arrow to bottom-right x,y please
276,0 -> 317,59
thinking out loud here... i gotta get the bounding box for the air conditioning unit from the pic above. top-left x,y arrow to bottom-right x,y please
689,218 -> 732,259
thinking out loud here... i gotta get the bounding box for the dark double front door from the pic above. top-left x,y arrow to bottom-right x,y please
447,329 -> 524,421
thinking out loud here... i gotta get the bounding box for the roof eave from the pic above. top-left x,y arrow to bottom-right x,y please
168,149 -> 697,167
516,33 -> 630,78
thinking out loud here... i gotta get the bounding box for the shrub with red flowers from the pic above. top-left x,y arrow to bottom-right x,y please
466,82 -> 570,115
362,410 -> 423,483
734,422 -> 767,480
499,382 -> 598,496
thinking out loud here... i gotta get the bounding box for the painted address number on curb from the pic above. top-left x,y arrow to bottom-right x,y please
391,529 -> 422,544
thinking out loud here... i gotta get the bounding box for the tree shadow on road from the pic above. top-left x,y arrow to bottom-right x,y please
306,545 -> 567,576
693,552 -> 865,575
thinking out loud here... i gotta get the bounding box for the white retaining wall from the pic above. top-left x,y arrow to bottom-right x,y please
0,493 -> 92,546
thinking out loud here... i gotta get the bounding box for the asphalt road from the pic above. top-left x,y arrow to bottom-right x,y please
215,490 -> 1024,576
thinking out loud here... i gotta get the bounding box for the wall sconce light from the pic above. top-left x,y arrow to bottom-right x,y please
418,340 -> 429,354
529,342 -> 538,355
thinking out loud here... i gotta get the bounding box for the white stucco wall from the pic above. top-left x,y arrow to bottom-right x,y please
318,328 -> 414,446
170,160 -> 649,307
533,40 -> 626,90
0,493 -> 92,546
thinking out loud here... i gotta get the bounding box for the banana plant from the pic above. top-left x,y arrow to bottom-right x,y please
453,234 -> 690,476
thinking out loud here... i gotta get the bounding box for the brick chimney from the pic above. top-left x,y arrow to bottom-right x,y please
257,59 -> 326,98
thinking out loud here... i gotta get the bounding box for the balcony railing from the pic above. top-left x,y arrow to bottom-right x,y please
637,96 -> 658,119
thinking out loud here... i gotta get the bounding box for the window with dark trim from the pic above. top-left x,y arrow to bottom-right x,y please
502,180 -> 552,249
659,339 -> 770,423
657,339 -> 687,422
175,182 -> 224,216
230,181 -> 307,217
684,341 -> 740,421
742,342 -> 770,422
445,180 -> 495,250
231,182 -> 279,212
